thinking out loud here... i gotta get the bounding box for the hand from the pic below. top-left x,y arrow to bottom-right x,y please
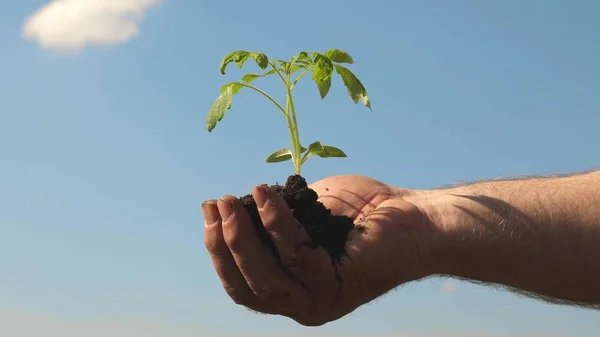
201,175 -> 439,326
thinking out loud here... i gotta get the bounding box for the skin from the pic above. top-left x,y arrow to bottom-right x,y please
202,169 -> 600,326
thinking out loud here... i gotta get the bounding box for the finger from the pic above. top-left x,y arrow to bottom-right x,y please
202,200 -> 274,314
217,196 -> 311,312
252,185 -> 338,305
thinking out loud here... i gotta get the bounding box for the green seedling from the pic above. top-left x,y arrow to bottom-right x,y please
206,49 -> 371,175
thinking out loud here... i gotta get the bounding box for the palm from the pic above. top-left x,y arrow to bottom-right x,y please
310,175 -> 403,221
203,175 -> 432,326
307,176 -> 430,321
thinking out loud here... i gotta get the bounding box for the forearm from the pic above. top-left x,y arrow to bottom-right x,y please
425,169 -> 600,307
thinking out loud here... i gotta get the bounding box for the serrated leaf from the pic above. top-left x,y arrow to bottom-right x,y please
325,49 -> 354,64
334,64 -> 372,110
316,77 -> 331,99
265,148 -> 293,163
206,85 -> 234,132
219,50 -> 268,74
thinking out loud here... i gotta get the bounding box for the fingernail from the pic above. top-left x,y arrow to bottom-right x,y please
202,201 -> 220,226
217,198 -> 234,222
254,185 -> 268,208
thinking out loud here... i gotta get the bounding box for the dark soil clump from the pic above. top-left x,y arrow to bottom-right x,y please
239,175 -> 356,262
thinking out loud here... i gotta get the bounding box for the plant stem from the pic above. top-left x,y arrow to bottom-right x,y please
284,93 -> 299,173
285,73 -> 302,175
269,61 -> 287,86
234,82 -> 287,117
291,65 -> 314,90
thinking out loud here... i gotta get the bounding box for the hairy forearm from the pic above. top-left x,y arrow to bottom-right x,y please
425,169 -> 600,307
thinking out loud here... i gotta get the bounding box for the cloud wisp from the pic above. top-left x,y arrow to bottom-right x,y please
22,0 -> 162,53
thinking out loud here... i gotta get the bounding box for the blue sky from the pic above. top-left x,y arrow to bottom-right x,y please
1,0 -> 599,336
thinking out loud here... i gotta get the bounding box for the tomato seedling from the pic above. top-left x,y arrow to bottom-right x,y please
206,49 -> 371,175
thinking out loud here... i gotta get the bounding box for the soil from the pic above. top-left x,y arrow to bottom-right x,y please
239,174 -> 356,263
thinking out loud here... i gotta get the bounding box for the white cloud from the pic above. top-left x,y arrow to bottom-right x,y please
22,0 -> 162,52
441,280 -> 458,293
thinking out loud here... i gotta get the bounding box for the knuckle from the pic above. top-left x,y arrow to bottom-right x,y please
222,227 -> 244,252
259,207 -> 279,231
204,234 -> 225,257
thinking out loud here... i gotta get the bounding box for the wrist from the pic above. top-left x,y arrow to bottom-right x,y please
403,188 -> 477,278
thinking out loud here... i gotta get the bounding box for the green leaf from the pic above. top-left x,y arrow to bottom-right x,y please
310,53 -> 334,98
307,141 -> 326,154
206,85 -> 234,132
301,141 -> 347,164
219,50 -> 268,74
219,50 -> 248,74
319,145 -> 347,158
250,52 -> 269,69
292,51 -> 313,65
241,73 -> 262,84
279,61 -> 291,73
289,64 -> 305,74
325,49 -> 354,64
334,64 -> 372,110
311,53 -> 333,81
220,82 -> 243,94
265,148 -> 293,163
316,76 -> 331,99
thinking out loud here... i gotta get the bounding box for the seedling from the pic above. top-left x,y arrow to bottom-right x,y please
206,49 -> 372,175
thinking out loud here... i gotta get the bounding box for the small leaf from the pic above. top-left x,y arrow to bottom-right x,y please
266,148 -> 293,163
334,64 -> 372,110
219,50 -> 249,74
306,141 -> 347,158
319,145 -> 347,158
289,64 -> 305,74
248,52 -> 269,70
279,61 -> 291,73
300,146 -> 308,153
325,49 -> 354,64
219,50 -> 268,74
220,82 -> 243,94
316,77 -> 331,99
310,53 -> 334,98
308,141 -> 326,154
237,52 -> 269,70
242,73 -> 262,83
311,53 -> 333,81
292,51 -> 313,65
206,85 -> 234,132
301,141 -> 347,164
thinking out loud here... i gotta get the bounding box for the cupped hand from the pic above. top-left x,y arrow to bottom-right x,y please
201,175 -> 438,326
